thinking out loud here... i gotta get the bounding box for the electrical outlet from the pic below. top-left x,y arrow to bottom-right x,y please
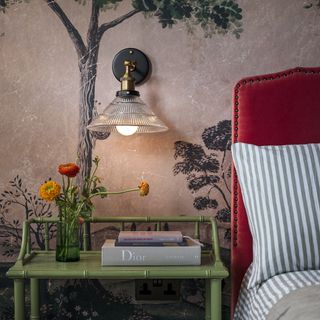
135,279 -> 180,301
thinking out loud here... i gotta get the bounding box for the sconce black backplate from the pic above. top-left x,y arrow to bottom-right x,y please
112,48 -> 150,85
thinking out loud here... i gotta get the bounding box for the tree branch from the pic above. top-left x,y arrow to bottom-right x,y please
213,184 -> 231,210
87,1 -> 100,50
0,228 -> 21,239
222,172 -> 231,194
98,9 -> 141,38
219,149 -> 231,194
46,0 -> 87,60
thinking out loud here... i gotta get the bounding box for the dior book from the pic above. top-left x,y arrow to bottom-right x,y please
101,238 -> 201,266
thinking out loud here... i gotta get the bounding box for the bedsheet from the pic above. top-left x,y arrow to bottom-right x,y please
266,284 -> 320,319
234,265 -> 320,320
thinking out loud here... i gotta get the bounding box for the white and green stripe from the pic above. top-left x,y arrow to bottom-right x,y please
232,143 -> 320,288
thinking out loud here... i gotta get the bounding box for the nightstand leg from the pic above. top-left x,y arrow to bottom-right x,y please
205,279 -> 211,320
210,279 -> 221,320
30,278 -> 40,320
14,279 -> 25,320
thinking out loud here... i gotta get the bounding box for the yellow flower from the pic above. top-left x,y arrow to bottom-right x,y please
39,181 -> 61,201
138,181 -> 149,196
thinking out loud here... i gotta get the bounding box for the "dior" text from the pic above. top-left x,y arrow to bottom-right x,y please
121,250 -> 146,261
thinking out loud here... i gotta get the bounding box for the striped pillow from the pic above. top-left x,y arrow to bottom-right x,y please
232,143 -> 320,288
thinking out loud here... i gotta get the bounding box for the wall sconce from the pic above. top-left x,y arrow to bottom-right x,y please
87,48 -> 168,136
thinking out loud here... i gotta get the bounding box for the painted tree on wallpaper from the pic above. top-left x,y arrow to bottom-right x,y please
173,120 -> 231,233
1,0 -> 243,187
0,176 -> 55,256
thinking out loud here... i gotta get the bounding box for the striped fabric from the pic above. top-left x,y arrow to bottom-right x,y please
234,265 -> 320,320
232,143 -> 320,288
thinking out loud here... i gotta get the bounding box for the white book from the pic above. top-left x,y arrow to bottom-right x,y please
118,231 -> 183,243
101,238 -> 201,266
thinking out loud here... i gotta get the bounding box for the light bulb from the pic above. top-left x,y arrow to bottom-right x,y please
116,126 -> 138,136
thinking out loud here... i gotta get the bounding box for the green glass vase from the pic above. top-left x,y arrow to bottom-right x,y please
56,221 -> 80,262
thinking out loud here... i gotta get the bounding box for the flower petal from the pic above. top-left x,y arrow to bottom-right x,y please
58,163 -> 80,177
138,181 -> 149,196
39,181 -> 61,201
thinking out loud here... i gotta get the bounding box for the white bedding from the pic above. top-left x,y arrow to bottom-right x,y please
234,265 -> 320,320
266,284 -> 320,320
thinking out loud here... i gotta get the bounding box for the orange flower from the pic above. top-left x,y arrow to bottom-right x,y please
58,163 -> 80,178
39,181 -> 61,201
138,181 -> 149,196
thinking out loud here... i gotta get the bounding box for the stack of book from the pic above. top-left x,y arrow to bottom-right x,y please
101,231 -> 201,266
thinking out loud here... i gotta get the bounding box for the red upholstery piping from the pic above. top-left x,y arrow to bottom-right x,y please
231,67 -> 320,318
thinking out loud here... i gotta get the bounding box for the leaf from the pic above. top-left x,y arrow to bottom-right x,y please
202,120 -> 232,151
93,186 -> 107,198
187,175 -> 220,192
174,141 -> 206,161
224,229 -> 231,240
193,196 -> 218,211
133,0 -> 157,12
173,140 -> 220,175
216,208 -> 231,222
173,162 -> 192,175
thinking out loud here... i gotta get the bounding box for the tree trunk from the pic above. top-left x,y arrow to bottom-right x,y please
77,48 -> 99,188
76,48 -> 100,250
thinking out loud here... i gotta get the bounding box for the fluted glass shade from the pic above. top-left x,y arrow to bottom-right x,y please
87,93 -> 168,134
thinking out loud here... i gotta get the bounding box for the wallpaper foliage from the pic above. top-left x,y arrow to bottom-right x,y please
1,0 -> 243,186
173,120 -> 231,239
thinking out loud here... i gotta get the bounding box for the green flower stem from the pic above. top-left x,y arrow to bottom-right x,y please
87,159 -> 98,193
60,177 -> 66,222
58,221 -> 78,261
56,212 -> 80,261
69,187 -> 140,219
88,188 -> 140,199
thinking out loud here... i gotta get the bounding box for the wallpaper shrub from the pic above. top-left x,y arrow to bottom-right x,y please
1,0 -> 320,319
173,120 -> 231,240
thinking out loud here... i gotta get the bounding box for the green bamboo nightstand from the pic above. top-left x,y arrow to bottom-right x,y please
6,216 -> 228,320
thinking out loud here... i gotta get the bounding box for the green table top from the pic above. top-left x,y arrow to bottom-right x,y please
7,251 -> 228,280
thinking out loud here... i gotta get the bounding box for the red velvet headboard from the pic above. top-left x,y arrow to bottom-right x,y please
231,66 -> 320,318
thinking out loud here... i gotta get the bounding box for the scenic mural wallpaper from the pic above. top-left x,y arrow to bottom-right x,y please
1,0 -> 320,319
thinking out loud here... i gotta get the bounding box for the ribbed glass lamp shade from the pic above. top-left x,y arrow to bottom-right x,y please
87,93 -> 168,134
